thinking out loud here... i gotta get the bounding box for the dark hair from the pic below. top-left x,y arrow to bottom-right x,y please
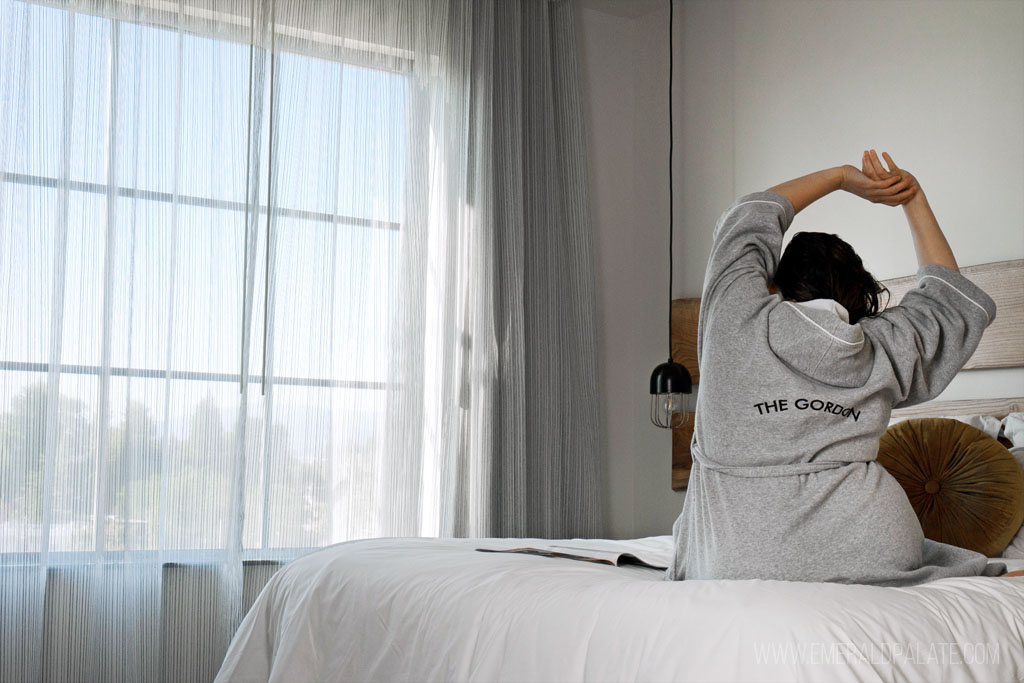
773,232 -> 889,325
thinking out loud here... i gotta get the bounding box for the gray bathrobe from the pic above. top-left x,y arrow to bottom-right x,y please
667,191 -> 1006,586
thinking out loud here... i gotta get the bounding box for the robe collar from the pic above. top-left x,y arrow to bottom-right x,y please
767,297 -> 872,388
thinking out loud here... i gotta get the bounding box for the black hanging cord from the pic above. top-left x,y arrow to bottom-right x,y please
667,0 -> 674,358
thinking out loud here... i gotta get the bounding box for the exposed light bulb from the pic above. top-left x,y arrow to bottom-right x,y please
651,392 -> 686,429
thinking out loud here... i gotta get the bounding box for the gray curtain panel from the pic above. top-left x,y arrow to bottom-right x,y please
483,0 -> 605,539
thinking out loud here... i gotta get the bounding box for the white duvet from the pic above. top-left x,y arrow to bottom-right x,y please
216,536 -> 1024,683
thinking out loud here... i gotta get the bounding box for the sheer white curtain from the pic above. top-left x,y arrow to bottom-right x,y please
0,0 -> 602,680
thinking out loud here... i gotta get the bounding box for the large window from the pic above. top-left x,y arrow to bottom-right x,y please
0,1 -> 407,558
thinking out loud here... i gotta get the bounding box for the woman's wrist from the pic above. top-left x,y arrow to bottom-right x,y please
903,186 -> 928,210
837,165 -> 854,193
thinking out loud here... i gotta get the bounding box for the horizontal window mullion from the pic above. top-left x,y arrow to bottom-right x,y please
1,171 -> 400,231
0,548 -> 306,567
28,0 -> 413,75
0,360 -> 386,390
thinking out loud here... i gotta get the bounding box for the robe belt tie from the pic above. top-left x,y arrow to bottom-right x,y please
689,437 -> 845,478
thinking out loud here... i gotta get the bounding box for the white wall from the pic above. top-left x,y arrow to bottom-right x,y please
577,0 -> 1024,539
577,1 -> 669,539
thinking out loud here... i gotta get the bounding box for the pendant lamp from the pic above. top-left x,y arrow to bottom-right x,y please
650,0 -> 693,429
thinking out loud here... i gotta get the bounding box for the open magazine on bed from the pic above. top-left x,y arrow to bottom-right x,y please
476,539 -> 671,569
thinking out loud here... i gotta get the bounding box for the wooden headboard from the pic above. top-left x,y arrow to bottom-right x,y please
670,259 -> 1024,490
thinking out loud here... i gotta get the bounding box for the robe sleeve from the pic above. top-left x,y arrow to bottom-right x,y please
700,191 -> 795,323
861,264 -> 997,409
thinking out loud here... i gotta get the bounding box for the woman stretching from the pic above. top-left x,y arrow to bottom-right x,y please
666,150 -> 1009,586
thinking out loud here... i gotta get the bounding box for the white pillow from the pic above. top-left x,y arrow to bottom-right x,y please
999,445 -> 1024,560
1001,413 -> 1024,448
887,413 -> 1002,440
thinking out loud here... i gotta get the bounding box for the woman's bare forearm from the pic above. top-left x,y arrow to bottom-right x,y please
766,163 -> 909,215
861,150 -> 957,271
766,167 -> 843,215
902,190 -> 959,272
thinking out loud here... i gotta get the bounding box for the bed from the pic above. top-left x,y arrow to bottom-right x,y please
216,260 -> 1024,682
216,532 -> 1024,682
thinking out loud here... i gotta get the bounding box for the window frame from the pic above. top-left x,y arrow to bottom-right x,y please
1,3 -> 408,559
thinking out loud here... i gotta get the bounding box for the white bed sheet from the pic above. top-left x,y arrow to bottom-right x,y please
216,536 -> 1024,683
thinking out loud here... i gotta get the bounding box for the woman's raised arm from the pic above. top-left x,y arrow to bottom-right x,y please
766,161 -> 915,215
863,150 -> 958,272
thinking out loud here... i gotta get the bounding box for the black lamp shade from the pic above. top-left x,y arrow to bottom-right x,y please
650,359 -> 692,429
649,360 -> 692,395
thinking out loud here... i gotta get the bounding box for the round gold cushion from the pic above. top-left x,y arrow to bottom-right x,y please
877,418 -> 1024,557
